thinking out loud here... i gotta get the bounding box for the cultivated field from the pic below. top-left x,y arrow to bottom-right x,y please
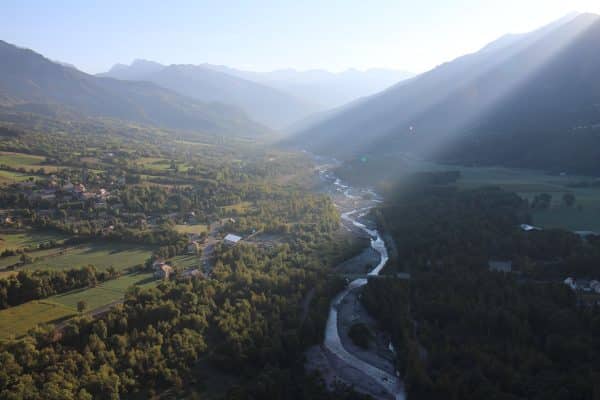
411,162 -> 600,232
0,272 -> 156,340
0,169 -> 36,184
25,241 -> 153,272
0,151 -> 60,173
174,224 -> 208,235
0,229 -> 68,251
171,254 -> 201,269
0,241 -> 153,277
0,300 -> 74,340
49,272 -> 156,311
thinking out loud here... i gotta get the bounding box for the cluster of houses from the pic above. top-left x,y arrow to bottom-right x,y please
152,259 -> 203,281
153,259 -> 174,280
18,178 -> 117,210
564,277 -> 600,294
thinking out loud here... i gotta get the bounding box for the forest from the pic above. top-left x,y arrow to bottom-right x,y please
361,174 -> 600,399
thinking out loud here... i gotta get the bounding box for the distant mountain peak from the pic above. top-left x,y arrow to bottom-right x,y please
103,59 -> 164,79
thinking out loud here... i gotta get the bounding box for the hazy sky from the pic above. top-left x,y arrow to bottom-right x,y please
2,0 -> 600,74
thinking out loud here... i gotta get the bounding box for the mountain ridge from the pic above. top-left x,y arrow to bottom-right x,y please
290,13 -> 600,174
99,61 -> 319,129
0,40 -> 269,137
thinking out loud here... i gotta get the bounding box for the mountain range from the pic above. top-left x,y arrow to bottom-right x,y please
99,62 -> 413,128
290,13 -> 600,174
204,65 -> 414,109
0,40 -> 268,137
99,61 -> 319,129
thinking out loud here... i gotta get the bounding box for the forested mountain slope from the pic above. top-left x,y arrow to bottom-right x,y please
292,13 -> 600,174
0,41 -> 268,137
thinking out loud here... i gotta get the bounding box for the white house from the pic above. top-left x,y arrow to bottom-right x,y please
520,224 -> 542,232
564,277 -> 577,290
564,277 -> 600,293
223,233 -> 242,245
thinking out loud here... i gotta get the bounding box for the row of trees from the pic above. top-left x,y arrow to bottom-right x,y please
0,266 -> 117,309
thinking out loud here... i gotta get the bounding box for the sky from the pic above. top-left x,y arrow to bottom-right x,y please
2,0 -> 600,75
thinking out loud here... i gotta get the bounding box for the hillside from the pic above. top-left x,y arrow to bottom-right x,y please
0,41 -> 268,137
100,61 -> 318,129
291,13 -> 600,174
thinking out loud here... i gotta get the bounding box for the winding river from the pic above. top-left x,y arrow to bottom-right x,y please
321,169 -> 405,400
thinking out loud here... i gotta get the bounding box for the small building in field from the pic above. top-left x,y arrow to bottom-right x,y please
223,233 -> 242,246
153,260 -> 173,280
520,224 -> 542,232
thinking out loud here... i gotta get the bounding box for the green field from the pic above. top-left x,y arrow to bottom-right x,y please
221,201 -> 253,214
0,272 -> 156,339
49,272 -> 156,311
174,224 -> 208,235
0,300 -> 74,340
17,241 -> 153,272
408,162 -> 600,232
137,157 -> 190,172
0,169 -> 36,184
0,229 -> 68,251
0,151 -> 60,173
171,254 -> 201,269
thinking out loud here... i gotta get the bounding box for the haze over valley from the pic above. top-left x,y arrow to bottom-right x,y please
2,2 -> 600,400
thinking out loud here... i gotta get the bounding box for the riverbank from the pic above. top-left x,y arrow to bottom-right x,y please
305,162 -> 405,400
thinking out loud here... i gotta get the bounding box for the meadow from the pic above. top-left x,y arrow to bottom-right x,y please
0,241 -> 153,278
0,229 -> 68,251
0,151 -> 60,173
174,223 -> 208,235
221,201 -> 254,214
0,300 -> 74,340
49,272 -> 156,311
408,161 -> 600,232
0,272 -> 156,340
0,169 -> 36,184
136,157 -> 190,172
25,241 -> 153,272
171,254 -> 201,269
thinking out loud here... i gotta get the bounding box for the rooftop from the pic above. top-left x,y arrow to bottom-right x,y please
224,233 -> 242,243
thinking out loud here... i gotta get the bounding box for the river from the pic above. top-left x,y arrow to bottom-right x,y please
318,166 -> 405,400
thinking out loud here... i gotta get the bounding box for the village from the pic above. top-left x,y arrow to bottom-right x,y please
0,167 -> 256,284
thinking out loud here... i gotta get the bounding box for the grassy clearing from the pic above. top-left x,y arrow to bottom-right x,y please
0,300 -> 74,340
0,229 -> 68,251
0,272 -> 157,340
171,254 -> 201,269
0,151 -> 46,167
409,161 -> 600,232
22,241 -> 152,272
137,157 -> 190,172
49,272 -> 156,311
0,169 -> 36,184
0,151 -> 60,173
221,201 -> 253,214
174,224 -> 208,235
